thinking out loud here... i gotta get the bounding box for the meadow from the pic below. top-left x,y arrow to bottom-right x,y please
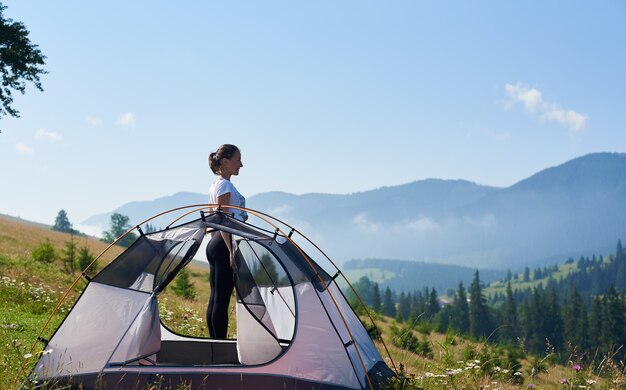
1,214 -> 624,389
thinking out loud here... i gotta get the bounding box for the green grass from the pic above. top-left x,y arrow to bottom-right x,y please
0,257 -> 72,389
485,262 -> 581,297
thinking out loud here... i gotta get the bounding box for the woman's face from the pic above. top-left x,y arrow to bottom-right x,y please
221,150 -> 243,176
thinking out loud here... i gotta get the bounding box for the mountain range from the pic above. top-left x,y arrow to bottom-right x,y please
82,152 -> 626,269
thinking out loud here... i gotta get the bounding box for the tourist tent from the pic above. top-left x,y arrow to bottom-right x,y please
27,206 -> 395,389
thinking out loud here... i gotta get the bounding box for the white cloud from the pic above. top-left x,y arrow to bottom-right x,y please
542,106 -> 588,132
352,212 -> 379,233
35,128 -> 62,143
16,143 -> 34,154
116,112 -> 136,131
396,217 -> 440,233
85,116 -> 102,126
504,82 -> 588,132
269,204 -> 292,216
505,83 -> 543,112
407,217 -> 439,232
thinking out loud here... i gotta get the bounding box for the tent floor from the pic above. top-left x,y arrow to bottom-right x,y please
155,340 -> 240,366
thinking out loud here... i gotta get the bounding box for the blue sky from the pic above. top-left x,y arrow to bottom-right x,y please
2,1 -> 625,230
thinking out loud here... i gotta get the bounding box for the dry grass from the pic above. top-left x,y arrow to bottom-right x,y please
0,213 -> 122,269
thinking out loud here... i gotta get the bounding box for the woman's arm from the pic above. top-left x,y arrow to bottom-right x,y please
216,193 -> 236,268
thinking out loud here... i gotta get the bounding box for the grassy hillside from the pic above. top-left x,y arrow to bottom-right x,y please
483,256 -> 613,299
343,258 -> 503,294
1,215 -> 623,389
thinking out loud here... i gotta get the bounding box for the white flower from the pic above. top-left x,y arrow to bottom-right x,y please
24,353 -> 33,359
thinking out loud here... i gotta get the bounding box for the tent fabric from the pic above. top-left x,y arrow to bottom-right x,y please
322,281 -> 386,385
30,211 -> 393,389
33,283 -> 152,378
236,301 -> 283,365
109,295 -> 161,365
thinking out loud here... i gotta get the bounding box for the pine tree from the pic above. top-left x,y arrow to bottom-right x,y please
469,270 -> 492,339
563,284 -> 588,352
600,286 -> 626,354
615,240 -> 626,289
427,287 -> 440,318
500,281 -> 518,343
452,281 -> 470,334
171,268 -> 196,300
397,291 -> 411,321
371,282 -> 381,313
588,296 -> 603,352
523,267 -> 530,282
526,287 -> 545,353
78,245 -> 96,275
32,239 -> 56,263
382,286 -> 396,317
62,235 -> 77,273
544,286 -> 564,352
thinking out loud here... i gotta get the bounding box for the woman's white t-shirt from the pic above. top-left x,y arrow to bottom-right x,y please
209,176 -> 248,221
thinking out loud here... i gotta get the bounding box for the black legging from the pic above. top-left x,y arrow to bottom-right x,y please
205,232 -> 234,339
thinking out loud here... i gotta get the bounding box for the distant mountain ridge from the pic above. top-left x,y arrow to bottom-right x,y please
82,152 -> 626,269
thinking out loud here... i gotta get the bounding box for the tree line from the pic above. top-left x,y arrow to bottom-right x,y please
350,240 -> 626,363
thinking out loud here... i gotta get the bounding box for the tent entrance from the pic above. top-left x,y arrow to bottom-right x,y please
153,234 -> 296,367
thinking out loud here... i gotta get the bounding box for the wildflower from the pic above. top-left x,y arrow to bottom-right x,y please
528,385 -> 536,389
24,353 -> 33,359
586,379 -> 596,385
561,378 -> 568,384
573,364 -> 582,372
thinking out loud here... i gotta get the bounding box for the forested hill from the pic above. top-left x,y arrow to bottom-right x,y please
488,240 -> 626,306
350,240 -> 626,364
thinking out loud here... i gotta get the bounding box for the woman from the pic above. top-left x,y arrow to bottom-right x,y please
206,144 -> 248,339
